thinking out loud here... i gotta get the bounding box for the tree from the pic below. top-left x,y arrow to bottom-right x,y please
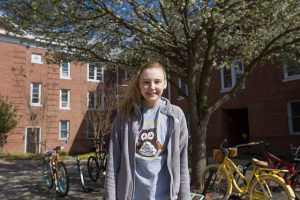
0,96 -> 17,151
84,83 -> 117,142
1,0 -> 299,186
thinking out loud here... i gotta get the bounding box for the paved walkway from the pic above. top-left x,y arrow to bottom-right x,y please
0,159 -> 104,200
1,158 -> 299,199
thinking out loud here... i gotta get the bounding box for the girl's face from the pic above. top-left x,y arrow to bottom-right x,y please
138,67 -> 167,108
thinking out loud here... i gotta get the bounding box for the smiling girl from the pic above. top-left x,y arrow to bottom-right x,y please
105,61 -> 191,200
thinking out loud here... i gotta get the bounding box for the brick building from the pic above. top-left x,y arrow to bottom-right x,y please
204,60 -> 300,150
1,27 -> 299,154
167,59 -> 300,151
0,29 -> 118,153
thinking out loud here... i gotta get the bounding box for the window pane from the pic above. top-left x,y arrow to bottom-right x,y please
290,102 -> 300,133
233,61 -> 243,82
89,65 -> 95,79
88,92 -> 95,108
233,61 -> 243,74
61,90 -> 69,107
32,84 -> 40,103
31,54 -> 42,64
223,69 -> 232,88
285,58 -> 300,77
61,62 -> 69,77
293,118 -> 300,132
87,123 -> 94,139
291,102 -> 300,115
179,79 -> 188,95
96,67 -> 103,81
60,121 -> 69,138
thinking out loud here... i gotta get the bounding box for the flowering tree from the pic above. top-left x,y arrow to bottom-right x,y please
1,0 -> 299,185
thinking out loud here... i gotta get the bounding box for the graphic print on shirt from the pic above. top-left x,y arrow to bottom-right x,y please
136,128 -> 164,157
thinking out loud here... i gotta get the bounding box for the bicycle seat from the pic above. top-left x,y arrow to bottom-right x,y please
251,158 -> 269,168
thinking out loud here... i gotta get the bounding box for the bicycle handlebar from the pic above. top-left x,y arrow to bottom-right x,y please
220,139 -> 263,150
43,140 -> 68,156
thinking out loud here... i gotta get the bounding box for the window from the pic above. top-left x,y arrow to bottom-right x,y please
87,91 -> 104,110
87,122 -> 94,139
60,61 -> 71,79
88,63 -> 104,82
178,78 -> 188,99
60,89 -> 70,109
287,101 -> 300,135
283,56 -> 300,81
31,54 -> 42,64
87,91 -> 96,109
220,60 -> 244,91
59,120 -> 69,139
30,83 -> 41,106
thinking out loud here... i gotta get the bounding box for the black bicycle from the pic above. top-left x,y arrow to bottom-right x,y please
87,139 -> 107,181
42,141 -> 69,197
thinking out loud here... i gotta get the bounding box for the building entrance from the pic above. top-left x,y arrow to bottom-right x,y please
225,108 -> 249,146
25,127 -> 41,153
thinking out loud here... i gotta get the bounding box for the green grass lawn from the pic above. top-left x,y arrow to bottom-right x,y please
0,152 -> 95,161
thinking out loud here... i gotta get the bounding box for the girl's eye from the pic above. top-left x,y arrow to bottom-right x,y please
141,133 -> 147,140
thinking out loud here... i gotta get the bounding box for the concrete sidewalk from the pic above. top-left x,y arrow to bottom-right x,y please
0,159 -> 105,200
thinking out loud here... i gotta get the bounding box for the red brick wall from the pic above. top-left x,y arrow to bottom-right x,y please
206,62 -> 300,150
0,37 -> 112,153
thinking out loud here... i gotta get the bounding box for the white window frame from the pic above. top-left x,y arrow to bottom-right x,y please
31,53 -> 43,64
177,78 -> 188,100
287,100 -> 300,135
59,120 -> 70,140
60,61 -> 71,79
87,63 -> 104,82
60,89 -> 70,109
30,83 -> 42,106
220,60 -> 244,92
283,58 -> 300,81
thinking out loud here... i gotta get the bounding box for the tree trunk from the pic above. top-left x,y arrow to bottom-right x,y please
190,111 -> 210,188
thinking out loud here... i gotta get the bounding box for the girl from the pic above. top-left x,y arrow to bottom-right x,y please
105,61 -> 190,200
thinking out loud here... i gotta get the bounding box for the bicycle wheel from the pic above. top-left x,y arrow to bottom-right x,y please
87,156 -> 99,181
77,157 -> 85,190
199,164 -> 231,200
249,175 -> 295,200
42,159 -> 53,189
56,162 -> 69,197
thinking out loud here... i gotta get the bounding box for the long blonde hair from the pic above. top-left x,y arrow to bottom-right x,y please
118,61 -> 166,118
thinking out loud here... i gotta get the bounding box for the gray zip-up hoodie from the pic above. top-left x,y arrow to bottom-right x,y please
105,98 -> 191,200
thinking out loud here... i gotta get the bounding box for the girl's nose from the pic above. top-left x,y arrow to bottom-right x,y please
150,82 -> 155,89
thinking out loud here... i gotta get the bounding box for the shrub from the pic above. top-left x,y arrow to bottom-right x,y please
0,96 -> 17,151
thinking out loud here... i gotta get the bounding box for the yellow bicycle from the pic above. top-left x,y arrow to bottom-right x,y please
200,139 -> 295,200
